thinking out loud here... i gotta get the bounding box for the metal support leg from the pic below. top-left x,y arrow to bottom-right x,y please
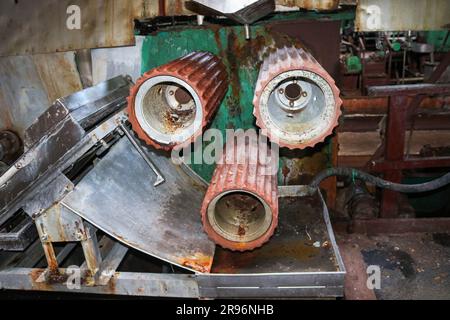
35,241 -> 60,283
80,234 -> 128,285
80,224 -> 102,278
97,242 -> 128,285
380,96 -> 408,218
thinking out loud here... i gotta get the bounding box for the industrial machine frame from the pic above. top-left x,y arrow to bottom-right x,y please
0,75 -> 345,299
0,187 -> 345,299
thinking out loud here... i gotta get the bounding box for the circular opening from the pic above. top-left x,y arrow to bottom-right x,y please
142,82 -> 195,133
285,82 -> 302,100
260,70 -> 335,143
207,191 -> 272,243
174,87 -> 192,105
134,76 -> 203,145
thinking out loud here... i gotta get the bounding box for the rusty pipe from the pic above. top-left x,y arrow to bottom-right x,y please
127,51 -> 228,150
201,139 -> 278,251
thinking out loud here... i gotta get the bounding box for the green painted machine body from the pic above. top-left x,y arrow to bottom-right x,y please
140,12 -> 351,184
426,31 -> 450,52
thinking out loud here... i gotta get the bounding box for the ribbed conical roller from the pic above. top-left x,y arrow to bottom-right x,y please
128,51 -> 228,150
201,139 -> 278,251
253,46 -> 342,149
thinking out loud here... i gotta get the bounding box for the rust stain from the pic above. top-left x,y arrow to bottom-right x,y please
284,150 -> 329,185
42,243 -> 59,272
178,252 -> 213,273
158,0 -> 166,16
163,110 -> 186,131
29,268 -> 70,290
211,25 -> 223,53
45,270 -> 69,285
105,276 -> 117,294
0,107 -> 14,131
224,30 -> 242,118
237,224 -> 246,236
32,53 -> 83,103
30,269 -> 45,282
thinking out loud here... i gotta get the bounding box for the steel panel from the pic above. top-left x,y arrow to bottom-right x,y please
91,36 -> 144,85
356,0 -> 450,31
0,52 -> 82,137
0,0 -> 151,57
61,137 -> 216,273
199,286 -> 343,298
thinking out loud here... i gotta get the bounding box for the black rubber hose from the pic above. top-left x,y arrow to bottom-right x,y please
310,167 -> 450,193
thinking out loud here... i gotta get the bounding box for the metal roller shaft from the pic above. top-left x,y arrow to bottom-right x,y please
201,138 -> 278,251
127,51 -> 229,150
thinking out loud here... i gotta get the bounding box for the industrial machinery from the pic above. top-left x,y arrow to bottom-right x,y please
0,75 -> 345,298
128,51 -> 228,150
0,0 -> 450,300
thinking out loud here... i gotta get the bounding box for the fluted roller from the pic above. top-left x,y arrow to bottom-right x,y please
201,138 -> 278,251
128,51 -> 229,150
253,46 -> 342,149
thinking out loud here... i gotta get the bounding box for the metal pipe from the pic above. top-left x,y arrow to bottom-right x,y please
310,167 -> 450,193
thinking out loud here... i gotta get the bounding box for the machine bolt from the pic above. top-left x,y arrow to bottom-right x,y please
75,230 -> 84,241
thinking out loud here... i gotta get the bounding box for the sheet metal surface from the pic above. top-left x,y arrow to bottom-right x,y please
61,137 -> 216,273
0,52 -> 82,137
197,188 -> 345,298
211,193 -> 340,274
0,0 -> 151,57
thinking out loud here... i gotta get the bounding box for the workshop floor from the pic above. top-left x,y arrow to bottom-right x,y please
337,232 -> 450,300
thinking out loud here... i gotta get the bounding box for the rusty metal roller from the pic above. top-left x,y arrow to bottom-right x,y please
201,139 -> 278,251
128,51 -> 228,150
253,46 -> 342,149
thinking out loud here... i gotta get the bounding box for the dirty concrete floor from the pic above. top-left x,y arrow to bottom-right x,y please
337,232 -> 450,300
